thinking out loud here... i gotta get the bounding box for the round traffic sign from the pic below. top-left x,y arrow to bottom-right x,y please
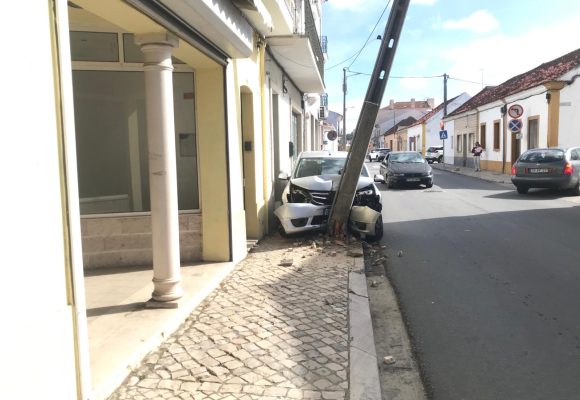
327,130 -> 337,141
508,104 -> 524,119
508,118 -> 523,133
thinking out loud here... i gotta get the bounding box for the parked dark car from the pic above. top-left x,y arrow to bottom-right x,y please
377,151 -> 433,188
511,147 -> 580,195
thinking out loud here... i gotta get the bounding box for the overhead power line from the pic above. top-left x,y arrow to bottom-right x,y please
325,1 -> 392,71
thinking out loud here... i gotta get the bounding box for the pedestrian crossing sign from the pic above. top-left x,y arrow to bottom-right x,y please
439,130 -> 448,140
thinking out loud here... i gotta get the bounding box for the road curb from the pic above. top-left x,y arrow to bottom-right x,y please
348,246 -> 382,400
431,163 -> 512,184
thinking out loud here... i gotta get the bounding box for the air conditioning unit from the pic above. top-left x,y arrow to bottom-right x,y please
318,106 -> 327,119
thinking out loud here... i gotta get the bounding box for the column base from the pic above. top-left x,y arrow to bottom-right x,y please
151,277 -> 183,302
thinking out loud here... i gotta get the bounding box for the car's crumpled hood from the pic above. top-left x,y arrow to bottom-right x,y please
290,175 -> 373,191
389,163 -> 430,173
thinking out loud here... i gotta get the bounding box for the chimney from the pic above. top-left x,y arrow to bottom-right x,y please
411,98 -> 415,108
427,97 -> 435,109
389,99 -> 394,109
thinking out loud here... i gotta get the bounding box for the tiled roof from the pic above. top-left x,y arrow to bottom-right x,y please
410,94 -> 461,127
382,116 -> 417,136
448,47 -> 580,117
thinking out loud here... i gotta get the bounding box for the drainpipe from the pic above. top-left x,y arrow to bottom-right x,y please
501,100 -> 507,174
258,37 -> 269,234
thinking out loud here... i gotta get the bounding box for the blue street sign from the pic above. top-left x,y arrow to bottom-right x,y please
439,130 -> 448,140
508,119 -> 523,133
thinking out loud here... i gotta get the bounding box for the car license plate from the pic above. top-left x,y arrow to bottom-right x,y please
406,178 -> 420,182
529,168 -> 549,173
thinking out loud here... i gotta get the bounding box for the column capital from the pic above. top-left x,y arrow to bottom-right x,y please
135,32 -> 179,48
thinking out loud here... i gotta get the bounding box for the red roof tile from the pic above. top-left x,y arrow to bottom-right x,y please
448,47 -> 580,117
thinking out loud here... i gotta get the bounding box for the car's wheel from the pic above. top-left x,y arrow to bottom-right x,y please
516,186 -> 529,194
427,160 -> 433,164
367,215 -> 383,242
368,155 -> 371,162
426,181 -> 433,188
438,156 -> 443,163
571,180 -> 580,196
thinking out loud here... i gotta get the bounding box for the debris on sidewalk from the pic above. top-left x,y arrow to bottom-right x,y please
278,258 -> 293,267
383,355 -> 397,365
397,250 -> 404,258
347,249 -> 364,257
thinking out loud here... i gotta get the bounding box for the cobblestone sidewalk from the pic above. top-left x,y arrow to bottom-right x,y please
109,235 -> 358,400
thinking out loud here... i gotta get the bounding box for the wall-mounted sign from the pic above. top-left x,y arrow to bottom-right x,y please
508,104 -> 524,119
508,119 -> 523,133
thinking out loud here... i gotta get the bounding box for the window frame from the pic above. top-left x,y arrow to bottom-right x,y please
493,120 -> 501,150
479,123 -> 486,149
528,116 -> 540,150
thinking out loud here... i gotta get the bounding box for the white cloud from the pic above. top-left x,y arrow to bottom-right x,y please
443,10 -> 499,34
443,14 -> 580,95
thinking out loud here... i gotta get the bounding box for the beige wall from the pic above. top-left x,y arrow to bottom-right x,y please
197,67 -> 233,261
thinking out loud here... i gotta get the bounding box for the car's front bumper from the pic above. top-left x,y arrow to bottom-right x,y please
348,206 -> 382,237
275,203 -> 382,236
274,203 -> 330,234
388,176 -> 433,186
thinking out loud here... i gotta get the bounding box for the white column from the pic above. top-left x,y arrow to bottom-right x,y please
136,33 -> 183,302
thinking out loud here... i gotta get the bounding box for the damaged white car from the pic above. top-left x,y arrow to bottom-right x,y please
275,151 -> 383,240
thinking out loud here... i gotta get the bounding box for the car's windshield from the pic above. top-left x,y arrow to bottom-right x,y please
427,147 -> 440,153
519,149 -> 565,163
389,152 -> 425,163
294,157 -> 369,178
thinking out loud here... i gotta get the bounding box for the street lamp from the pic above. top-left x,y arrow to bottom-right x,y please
342,67 -> 367,150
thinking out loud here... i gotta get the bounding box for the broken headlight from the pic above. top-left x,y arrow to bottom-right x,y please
288,183 -> 312,203
356,184 -> 375,196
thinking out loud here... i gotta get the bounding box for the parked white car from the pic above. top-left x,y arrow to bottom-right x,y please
368,147 -> 391,161
275,151 -> 383,240
425,145 -> 443,163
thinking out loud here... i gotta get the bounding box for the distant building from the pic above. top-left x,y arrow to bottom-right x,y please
382,116 -> 418,151
405,93 -> 471,156
372,98 -> 435,147
444,48 -> 580,171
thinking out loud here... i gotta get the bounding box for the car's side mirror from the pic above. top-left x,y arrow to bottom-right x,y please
374,174 -> 385,183
278,171 -> 289,180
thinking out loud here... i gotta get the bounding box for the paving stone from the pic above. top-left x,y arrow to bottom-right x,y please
110,238 -> 351,400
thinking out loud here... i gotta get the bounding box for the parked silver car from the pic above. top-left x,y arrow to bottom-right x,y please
275,151 -> 383,240
511,147 -> 580,195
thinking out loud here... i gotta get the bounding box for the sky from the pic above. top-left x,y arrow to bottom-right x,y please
322,0 -> 580,133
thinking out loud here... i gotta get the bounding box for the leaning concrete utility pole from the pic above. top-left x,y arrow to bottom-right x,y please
328,0 -> 410,237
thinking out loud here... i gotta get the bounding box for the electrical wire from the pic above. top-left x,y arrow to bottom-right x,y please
448,76 -> 488,86
347,0 -> 392,69
325,1 -> 392,71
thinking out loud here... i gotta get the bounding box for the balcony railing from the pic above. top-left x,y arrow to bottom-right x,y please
305,0 -> 324,82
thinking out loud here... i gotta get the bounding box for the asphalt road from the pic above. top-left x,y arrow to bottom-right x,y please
368,163 -> 580,400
